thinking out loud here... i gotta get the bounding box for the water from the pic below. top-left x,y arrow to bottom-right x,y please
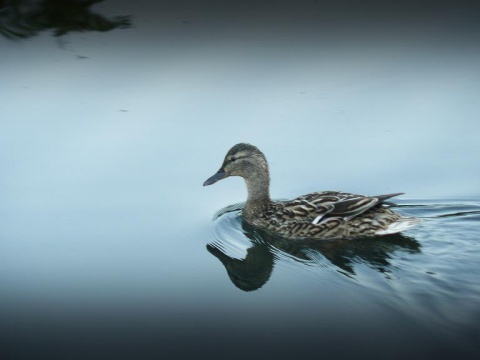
1,1 -> 480,359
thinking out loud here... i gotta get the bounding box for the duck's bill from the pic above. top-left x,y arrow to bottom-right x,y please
203,170 -> 228,186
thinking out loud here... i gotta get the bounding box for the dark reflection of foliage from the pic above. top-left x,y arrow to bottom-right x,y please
0,0 -> 131,40
207,219 -> 421,291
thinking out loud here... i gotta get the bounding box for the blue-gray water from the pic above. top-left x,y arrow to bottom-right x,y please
1,1 -> 480,359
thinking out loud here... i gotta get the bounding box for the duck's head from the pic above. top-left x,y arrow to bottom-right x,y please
203,143 -> 269,187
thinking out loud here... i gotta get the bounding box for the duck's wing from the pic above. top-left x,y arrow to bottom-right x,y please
283,191 -> 404,224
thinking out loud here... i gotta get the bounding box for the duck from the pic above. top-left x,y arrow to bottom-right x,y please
203,143 -> 419,240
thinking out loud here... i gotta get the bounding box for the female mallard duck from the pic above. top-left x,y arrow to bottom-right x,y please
203,143 -> 418,240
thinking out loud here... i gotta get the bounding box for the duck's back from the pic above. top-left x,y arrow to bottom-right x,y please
244,191 -> 418,239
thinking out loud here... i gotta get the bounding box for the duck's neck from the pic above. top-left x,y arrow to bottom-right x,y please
243,169 -> 271,214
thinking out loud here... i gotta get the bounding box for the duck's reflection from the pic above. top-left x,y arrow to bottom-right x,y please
207,236 -> 275,292
0,0 -> 131,40
207,217 -> 421,291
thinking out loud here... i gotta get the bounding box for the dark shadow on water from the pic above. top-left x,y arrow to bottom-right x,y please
207,218 -> 421,292
0,0 -> 131,40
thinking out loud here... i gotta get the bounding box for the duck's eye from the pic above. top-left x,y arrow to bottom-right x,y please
230,157 -> 236,162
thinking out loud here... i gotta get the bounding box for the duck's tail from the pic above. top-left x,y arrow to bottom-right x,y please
375,216 -> 420,235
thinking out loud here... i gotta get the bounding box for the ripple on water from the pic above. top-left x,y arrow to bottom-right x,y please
205,198 -> 480,359
206,199 -> 480,312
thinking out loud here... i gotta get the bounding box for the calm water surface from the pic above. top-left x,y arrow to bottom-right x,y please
1,1 -> 480,359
